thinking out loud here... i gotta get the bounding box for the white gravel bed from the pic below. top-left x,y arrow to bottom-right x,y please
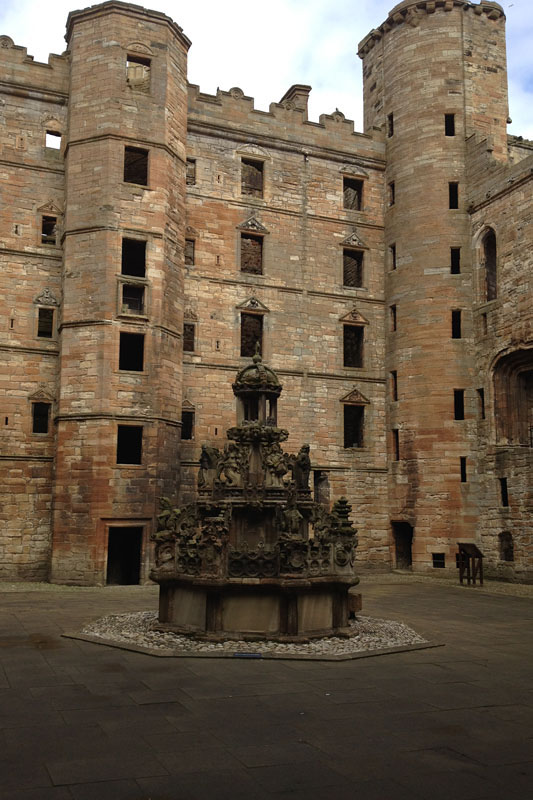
80,611 -> 428,657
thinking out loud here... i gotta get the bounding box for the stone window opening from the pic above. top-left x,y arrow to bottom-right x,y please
41,216 -> 57,245
122,284 -> 144,315
432,553 -> 446,568
500,477 -> 509,507
241,158 -> 264,197
493,350 -> 533,444
343,248 -> 363,287
483,229 -> 497,301
185,239 -> 195,266
186,158 -> 196,185
124,146 -> 148,185
181,410 -> 194,440
451,309 -> 462,339
343,177 -> 363,210
344,404 -> 364,448
126,54 -> 151,92
388,181 -> 395,206
122,238 -> 146,277
477,388 -> 486,420
241,234 -> 263,274
449,182 -> 459,209
183,322 -> 195,352
499,531 -> 514,562
116,425 -> 143,464
32,402 -> 51,434
451,247 -> 461,274
390,304 -> 397,332
460,457 -> 467,482
392,428 -> 400,461
37,307 -> 54,338
45,131 -> 61,150
387,113 -> 394,138
240,312 -> 263,358
119,332 -> 144,371
391,370 -> 398,401
343,325 -> 364,368
454,389 -> 465,420
445,114 -> 456,136
390,243 -> 397,270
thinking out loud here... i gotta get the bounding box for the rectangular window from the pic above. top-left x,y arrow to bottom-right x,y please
445,114 -> 456,136
116,425 -> 143,464
41,216 -> 57,245
343,178 -> 363,211
126,55 -> 150,91
344,405 -> 364,448
241,158 -> 263,197
388,182 -> 395,206
186,158 -> 196,186
432,553 -> 446,568
500,477 -> 509,507
241,313 -> 263,358
454,389 -> 465,420
183,322 -> 195,352
390,304 -> 397,332
241,234 -> 263,274
185,239 -> 195,266
449,182 -> 459,209
119,332 -> 144,371
32,402 -> 50,434
477,388 -> 486,420
45,131 -> 61,150
391,370 -> 398,401
387,113 -> 394,138
390,243 -> 397,271
451,247 -> 461,274
124,147 -> 148,185
122,238 -> 146,277
451,309 -> 462,339
343,325 -> 364,368
181,410 -> 194,441
37,308 -> 54,338
460,457 -> 467,483
392,429 -> 400,461
343,249 -> 363,287
122,285 -> 144,315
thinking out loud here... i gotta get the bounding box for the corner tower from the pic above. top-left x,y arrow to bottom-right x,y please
51,2 -> 190,583
359,1 -> 508,572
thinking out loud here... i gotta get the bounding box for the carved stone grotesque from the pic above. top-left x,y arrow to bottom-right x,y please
292,444 -> 311,491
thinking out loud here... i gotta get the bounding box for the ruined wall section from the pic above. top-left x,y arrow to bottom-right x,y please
183,89 -> 389,567
0,39 -> 68,578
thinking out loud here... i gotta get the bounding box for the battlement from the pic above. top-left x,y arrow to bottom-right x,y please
358,1 -> 505,57
0,36 -> 69,94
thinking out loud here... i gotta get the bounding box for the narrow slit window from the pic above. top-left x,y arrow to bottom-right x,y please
241,234 -> 263,274
119,332 -> 144,371
344,405 -> 364,448
390,243 -> 397,271
241,159 -> 263,197
343,325 -> 364,368
183,323 -> 195,352
445,114 -> 456,136
181,410 -> 194,441
451,247 -> 461,274
126,55 -> 151,92
392,429 -> 400,461
41,216 -> 57,245
449,182 -> 459,209
454,389 -> 465,420
387,113 -> 394,138
460,457 -> 467,483
45,131 -> 61,150
185,239 -> 195,266
390,304 -> 397,332
500,477 -> 509,507
124,147 -> 148,185
122,285 -> 144,315
116,425 -> 143,464
343,178 -> 363,210
32,402 -> 51,434
388,181 -> 395,206
37,308 -> 54,338
483,229 -> 497,301
451,309 -> 462,339
186,158 -> 196,186
343,249 -> 363,287
391,370 -> 398,401
477,388 -> 486,420
122,239 -> 146,277
241,313 -> 263,358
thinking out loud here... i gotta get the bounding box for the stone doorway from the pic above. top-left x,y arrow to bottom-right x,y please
106,526 -> 143,585
392,521 -> 413,569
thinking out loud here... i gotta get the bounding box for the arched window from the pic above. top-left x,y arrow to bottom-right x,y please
483,229 -> 497,301
493,349 -> 533,445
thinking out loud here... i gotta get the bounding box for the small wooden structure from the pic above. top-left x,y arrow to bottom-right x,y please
457,542 -> 484,586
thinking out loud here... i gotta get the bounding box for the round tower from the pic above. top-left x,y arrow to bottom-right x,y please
359,1 -> 508,572
51,2 -> 190,584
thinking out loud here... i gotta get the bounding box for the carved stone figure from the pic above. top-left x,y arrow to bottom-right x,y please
217,443 -> 244,486
292,444 -> 311,491
198,445 -> 220,488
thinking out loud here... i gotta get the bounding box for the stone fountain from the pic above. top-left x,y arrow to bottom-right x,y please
151,353 -> 359,641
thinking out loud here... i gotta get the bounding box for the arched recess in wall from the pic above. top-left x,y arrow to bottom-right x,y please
481,227 -> 498,301
492,347 -> 533,445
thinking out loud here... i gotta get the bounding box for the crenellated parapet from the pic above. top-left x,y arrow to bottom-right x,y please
0,36 -> 69,96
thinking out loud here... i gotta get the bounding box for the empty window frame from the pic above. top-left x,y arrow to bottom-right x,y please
41,216 -> 57,245
241,158 -> 263,197
185,239 -> 195,266
343,178 -> 363,211
483,229 -> 497,301
432,553 -> 446,568
499,477 -> 509,507
181,410 -> 194,440
32,402 -> 51,434
122,238 -> 146,277
343,249 -> 364,287
240,313 -> 263,357
124,147 -> 148,185
392,428 -> 400,461
119,332 -> 144,371
344,405 -> 364,448
451,247 -> 461,274
241,234 -> 263,274
122,285 -> 145,315
388,181 -> 395,206
116,425 -> 143,464
460,456 -> 467,483
477,388 -> 486,420
451,309 -> 462,339
390,243 -> 397,271
390,304 -> 397,332
186,158 -> 196,186
126,54 -> 151,91
343,325 -> 364,368
37,307 -> 54,338
387,113 -> 394,138
449,182 -> 459,209
45,131 -> 61,149
183,322 -> 195,352
391,370 -> 398,401
499,532 -> 514,562
454,389 -> 465,420
445,114 -> 456,136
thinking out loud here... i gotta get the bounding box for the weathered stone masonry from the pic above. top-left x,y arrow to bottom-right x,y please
0,0 -> 531,583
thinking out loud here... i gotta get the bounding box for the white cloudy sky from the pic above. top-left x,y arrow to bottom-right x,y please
1,0 -> 532,137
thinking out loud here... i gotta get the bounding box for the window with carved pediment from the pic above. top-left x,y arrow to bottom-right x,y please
241,159 -> 263,197
241,313 -> 263,357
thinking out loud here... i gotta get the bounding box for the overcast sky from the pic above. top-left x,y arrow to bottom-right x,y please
1,0 -> 532,137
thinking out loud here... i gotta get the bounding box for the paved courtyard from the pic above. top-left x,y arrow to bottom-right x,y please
0,576 -> 532,799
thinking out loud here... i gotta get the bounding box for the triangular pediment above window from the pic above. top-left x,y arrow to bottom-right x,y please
340,388 -> 370,405
29,387 -> 54,403
236,296 -> 270,313
37,201 -> 63,216
182,399 -> 195,411
236,144 -> 271,160
237,216 -> 269,234
339,163 -> 369,179
186,226 -> 199,238
341,231 -> 368,250
184,307 -> 198,321
34,288 -> 59,307
340,308 -> 369,325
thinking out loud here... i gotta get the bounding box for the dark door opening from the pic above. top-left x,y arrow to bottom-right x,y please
106,526 -> 143,585
392,521 -> 413,570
